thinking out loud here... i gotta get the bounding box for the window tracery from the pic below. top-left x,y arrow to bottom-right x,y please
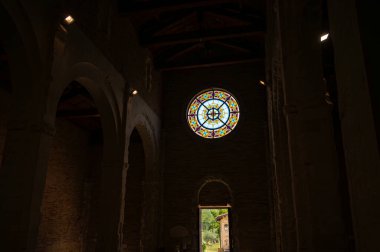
187,88 -> 240,139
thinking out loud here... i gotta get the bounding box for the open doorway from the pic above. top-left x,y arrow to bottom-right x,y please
199,207 -> 231,252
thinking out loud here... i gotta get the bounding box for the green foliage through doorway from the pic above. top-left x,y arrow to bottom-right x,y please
200,208 -> 228,252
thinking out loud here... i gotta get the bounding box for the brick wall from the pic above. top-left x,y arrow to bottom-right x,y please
37,118 -> 102,252
162,63 -> 271,252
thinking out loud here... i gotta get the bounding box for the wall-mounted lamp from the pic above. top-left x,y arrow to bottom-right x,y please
259,80 -> 266,86
64,15 -> 75,25
130,89 -> 138,96
320,33 -> 329,42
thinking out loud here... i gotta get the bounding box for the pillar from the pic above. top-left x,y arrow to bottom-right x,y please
266,0 -> 297,250
270,0 -> 349,250
328,0 -> 380,251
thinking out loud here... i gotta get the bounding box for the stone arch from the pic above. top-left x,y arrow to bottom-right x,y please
45,59 -> 123,251
48,24 -> 129,249
47,61 -> 120,155
197,177 -> 233,206
39,74 -> 113,250
126,113 -> 157,170
122,113 -> 159,251
197,178 -> 236,251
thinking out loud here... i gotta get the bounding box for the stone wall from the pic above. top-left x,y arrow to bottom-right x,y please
162,63 -> 271,252
37,118 -> 103,252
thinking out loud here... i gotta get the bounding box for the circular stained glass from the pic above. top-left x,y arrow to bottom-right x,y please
187,88 -> 240,139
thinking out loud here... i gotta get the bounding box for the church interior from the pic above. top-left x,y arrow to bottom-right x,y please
0,0 -> 379,251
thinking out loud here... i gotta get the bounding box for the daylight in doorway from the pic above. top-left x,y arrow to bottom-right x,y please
200,208 -> 230,252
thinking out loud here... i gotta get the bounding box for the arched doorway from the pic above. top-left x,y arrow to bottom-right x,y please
199,181 -> 233,252
123,128 -> 146,251
37,81 -> 103,251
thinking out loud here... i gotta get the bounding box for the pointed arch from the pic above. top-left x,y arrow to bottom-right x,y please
122,109 -> 160,251
47,61 -> 120,155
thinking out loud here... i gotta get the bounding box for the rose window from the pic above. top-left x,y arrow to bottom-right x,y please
187,88 -> 240,139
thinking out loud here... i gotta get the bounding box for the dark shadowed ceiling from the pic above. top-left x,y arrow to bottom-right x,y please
119,0 -> 266,71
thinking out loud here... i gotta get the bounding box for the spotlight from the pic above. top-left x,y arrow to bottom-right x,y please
259,80 -> 266,86
320,33 -> 329,42
64,15 -> 75,25
131,89 -> 138,96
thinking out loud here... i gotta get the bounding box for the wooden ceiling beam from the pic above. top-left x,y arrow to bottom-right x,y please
123,0 -> 236,15
166,43 -> 203,62
207,7 -> 263,22
159,57 -> 264,71
141,11 -> 196,37
143,29 -> 265,47
210,40 -> 253,53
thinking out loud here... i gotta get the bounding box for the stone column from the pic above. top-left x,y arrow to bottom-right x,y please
266,0 -> 297,250
328,0 -> 380,251
274,0 -> 348,251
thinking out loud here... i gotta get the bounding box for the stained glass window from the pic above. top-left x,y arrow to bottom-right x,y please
187,88 -> 240,139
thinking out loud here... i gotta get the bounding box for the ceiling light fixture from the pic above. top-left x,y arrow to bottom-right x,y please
259,80 -> 266,86
320,33 -> 329,42
64,15 -> 75,25
131,89 -> 138,96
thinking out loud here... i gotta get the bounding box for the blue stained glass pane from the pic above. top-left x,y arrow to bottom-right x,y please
187,88 -> 240,139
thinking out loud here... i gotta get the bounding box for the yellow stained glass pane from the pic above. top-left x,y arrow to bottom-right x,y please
187,88 -> 240,139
